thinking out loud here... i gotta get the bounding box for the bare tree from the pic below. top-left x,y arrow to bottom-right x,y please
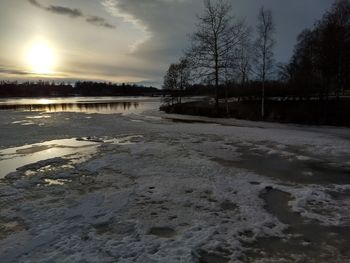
236,31 -> 253,85
187,0 -> 248,112
177,58 -> 191,104
255,6 -> 275,119
163,58 -> 190,104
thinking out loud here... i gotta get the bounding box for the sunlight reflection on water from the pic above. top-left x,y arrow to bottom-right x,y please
0,135 -> 144,179
0,97 -> 159,114
0,139 -> 98,178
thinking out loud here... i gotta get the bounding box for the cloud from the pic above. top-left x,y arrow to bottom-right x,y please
28,0 -> 115,29
28,0 -> 41,8
0,67 -> 31,76
102,0 -> 199,62
24,0 -> 333,86
100,0 -> 204,86
102,0 -> 333,69
86,16 -> 116,29
46,5 -> 83,18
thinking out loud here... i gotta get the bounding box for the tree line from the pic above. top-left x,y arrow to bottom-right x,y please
163,0 -> 350,119
0,81 -> 159,97
281,0 -> 350,101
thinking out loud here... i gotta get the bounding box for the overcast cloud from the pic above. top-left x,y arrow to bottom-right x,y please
0,0 -> 334,86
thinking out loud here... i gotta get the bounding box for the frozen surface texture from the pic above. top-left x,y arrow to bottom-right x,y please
0,109 -> 350,262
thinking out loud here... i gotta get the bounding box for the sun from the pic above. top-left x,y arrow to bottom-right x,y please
27,42 -> 55,75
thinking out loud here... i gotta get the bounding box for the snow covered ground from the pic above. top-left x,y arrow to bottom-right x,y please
0,101 -> 350,262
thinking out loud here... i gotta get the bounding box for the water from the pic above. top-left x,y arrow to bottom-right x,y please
214,145 -> 350,185
0,97 -> 160,114
0,96 -> 155,177
0,135 -> 144,179
244,188 -> 350,261
0,138 -> 99,178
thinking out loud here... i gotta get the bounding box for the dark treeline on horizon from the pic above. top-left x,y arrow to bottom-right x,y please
165,78 -> 350,101
0,81 -> 160,98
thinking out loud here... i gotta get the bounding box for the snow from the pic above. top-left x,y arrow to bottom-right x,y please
0,103 -> 350,262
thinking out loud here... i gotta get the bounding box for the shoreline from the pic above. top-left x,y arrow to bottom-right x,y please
160,100 -> 350,128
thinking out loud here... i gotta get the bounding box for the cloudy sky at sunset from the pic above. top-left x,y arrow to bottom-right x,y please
0,0 -> 333,87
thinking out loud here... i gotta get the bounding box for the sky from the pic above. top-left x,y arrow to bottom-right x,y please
0,0 -> 334,87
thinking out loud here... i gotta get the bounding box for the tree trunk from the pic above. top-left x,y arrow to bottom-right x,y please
214,36 -> 219,113
179,86 -> 182,104
261,80 -> 265,119
215,66 -> 219,113
225,84 -> 229,116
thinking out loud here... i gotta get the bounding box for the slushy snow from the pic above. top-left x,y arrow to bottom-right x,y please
0,105 -> 349,262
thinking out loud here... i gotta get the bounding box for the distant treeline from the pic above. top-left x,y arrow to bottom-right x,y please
165,80 -> 350,100
0,81 -> 160,97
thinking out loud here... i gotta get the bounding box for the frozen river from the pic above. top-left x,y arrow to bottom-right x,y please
0,97 -> 350,262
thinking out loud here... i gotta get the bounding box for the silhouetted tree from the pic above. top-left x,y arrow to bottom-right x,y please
254,6 -> 276,119
234,28 -> 253,85
163,58 -> 190,104
187,0 -> 248,111
290,29 -> 320,99
318,0 -> 350,100
286,0 -> 350,102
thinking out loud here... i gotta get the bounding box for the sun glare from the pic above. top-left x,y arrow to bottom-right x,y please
27,42 -> 55,75
38,99 -> 51,105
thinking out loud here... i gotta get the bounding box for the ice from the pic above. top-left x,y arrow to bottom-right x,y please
44,178 -> 71,186
0,106 -> 350,262
0,139 -> 100,178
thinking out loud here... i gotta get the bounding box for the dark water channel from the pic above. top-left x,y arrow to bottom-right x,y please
213,143 -> 350,261
215,145 -> 350,185
244,188 -> 350,262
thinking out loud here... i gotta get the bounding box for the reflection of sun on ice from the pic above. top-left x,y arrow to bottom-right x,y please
27,42 -> 55,74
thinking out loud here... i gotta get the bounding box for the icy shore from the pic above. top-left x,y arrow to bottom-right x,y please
0,108 -> 350,262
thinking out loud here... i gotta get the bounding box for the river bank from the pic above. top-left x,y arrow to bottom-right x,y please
160,99 -> 350,127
